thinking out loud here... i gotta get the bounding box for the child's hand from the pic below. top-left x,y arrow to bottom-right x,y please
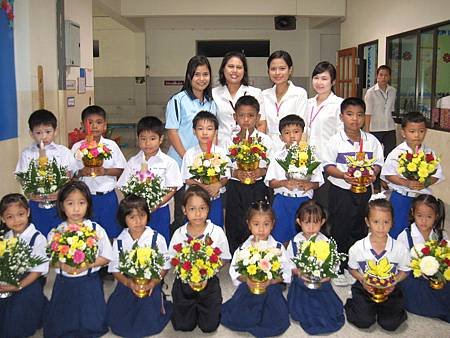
369,174 -> 377,183
284,179 -> 299,191
78,167 -> 94,177
343,172 -> 359,185
203,182 -> 221,198
383,285 -> 395,296
292,268 -> 300,276
59,262 -> 79,275
0,283 -> 21,293
361,279 -> 375,295
406,179 -> 425,191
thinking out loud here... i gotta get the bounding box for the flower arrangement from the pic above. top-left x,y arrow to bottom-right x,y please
276,142 -> 321,180
74,136 -> 112,164
170,236 -> 222,291
410,239 -> 450,289
364,258 -> 397,303
397,150 -> 440,186
291,236 -> 345,289
47,222 -> 99,271
189,151 -> 228,185
228,134 -> 268,169
345,148 -> 376,193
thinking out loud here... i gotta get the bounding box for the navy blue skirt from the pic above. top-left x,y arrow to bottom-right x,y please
287,277 -> 344,335
0,278 -> 48,338
221,283 -> 290,337
44,272 -> 108,338
107,282 -> 172,338
399,275 -> 450,323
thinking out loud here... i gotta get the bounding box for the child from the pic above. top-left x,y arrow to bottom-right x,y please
381,112 -> 444,238
168,185 -> 231,332
286,200 -> 345,335
225,95 -> 273,253
344,198 -> 410,331
44,181 -> 113,338
106,195 -> 173,337
323,97 -> 384,286
15,109 -> 75,236
181,111 -> 230,227
117,116 -> 182,243
71,105 -> 127,239
0,193 -> 49,338
265,114 -> 323,244
221,201 -> 291,337
397,194 -> 449,322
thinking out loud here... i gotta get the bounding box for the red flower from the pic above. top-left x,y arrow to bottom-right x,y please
171,257 -> 180,266
421,246 -> 431,255
261,152 -> 267,159
173,243 -> 183,252
182,261 -> 192,271
200,268 -> 207,275
187,237 -> 192,244
213,247 -> 222,255
209,254 -> 219,263
192,242 -> 201,252
251,146 -> 259,153
233,136 -> 241,144
441,239 -> 448,247
425,153 -> 434,162
406,152 -> 414,161
444,258 -> 450,267
230,148 -> 238,156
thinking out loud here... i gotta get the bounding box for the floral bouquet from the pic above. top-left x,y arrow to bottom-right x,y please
345,152 -> 376,194
170,236 -> 222,292
74,132 -> 112,177
119,243 -> 166,297
0,237 -> 48,297
410,239 -> 450,289
189,152 -> 228,185
276,141 -> 321,181
234,242 -> 283,294
47,222 -> 99,273
364,257 -> 397,303
291,236 -> 345,289
397,150 -> 440,186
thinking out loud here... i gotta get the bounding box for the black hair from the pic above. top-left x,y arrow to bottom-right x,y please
410,194 -> 445,241
376,65 -> 391,76
218,51 -> 249,86
267,50 -> 293,69
279,114 -> 305,133
181,55 -> 213,101
246,200 -> 275,223
401,112 -> 427,128
0,193 -> 30,228
234,95 -> 260,114
28,109 -> 57,130
56,181 -> 92,220
192,111 -> 219,130
81,105 -> 107,121
340,97 -> 366,114
183,185 -> 211,210
366,198 -> 394,220
296,200 -> 326,224
312,61 -> 337,82
136,116 -> 164,137
117,195 -> 151,228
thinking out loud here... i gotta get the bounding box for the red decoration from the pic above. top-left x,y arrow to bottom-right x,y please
1,0 -> 14,27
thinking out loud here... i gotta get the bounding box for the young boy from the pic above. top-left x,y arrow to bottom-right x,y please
323,97 -> 384,286
381,112 -> 444,238
265,114 -> 323,244
181,111 -> 230,228
117,116 -> 183,243
15,109 -> 75,236
71,105 -> 126,239
225,95 -> 273,253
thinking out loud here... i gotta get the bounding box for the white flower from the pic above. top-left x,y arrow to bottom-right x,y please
419,256 -> 439,276
203,159 -> 211,167
353,170 -> 362,178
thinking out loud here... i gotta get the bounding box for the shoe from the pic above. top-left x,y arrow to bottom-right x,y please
332,273 -> 350,287
344,269 -> 356,285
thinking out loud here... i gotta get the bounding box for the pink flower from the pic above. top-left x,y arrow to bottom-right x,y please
86,237 -> 96,248
73,250 -> 86,264
50,241 -> 59,252
59,245 -> 70,255
68,223 -> 80,232
258,259 -> 271,271
90,148 -> 99,157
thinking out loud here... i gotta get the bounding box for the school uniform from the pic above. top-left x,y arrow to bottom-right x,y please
72,136 -> 127,239
117,149 -> 183,243
44,219 -> 114,338
265,147 -> 324,243
344,234 -> 410,331
106,227 -> 172,337
0,224 -> 49,338
286,232 -> 345,335
397,224 -> 450,322
16,142 -> 75,236
221,235 -> 291,337
168,220 -> 231,332
381,142 -> 444,238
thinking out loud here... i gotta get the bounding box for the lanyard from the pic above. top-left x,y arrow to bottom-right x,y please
378,89 -> 388,104
275,101 -> 282,116
309,105 -> 324,129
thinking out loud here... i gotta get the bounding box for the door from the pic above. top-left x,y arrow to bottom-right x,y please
336,47 -> 357,98
357,40 -> 378,98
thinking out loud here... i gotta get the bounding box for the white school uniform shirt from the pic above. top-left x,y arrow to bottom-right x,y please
71,136 -> 127,194
397,223 -> 448,251
364,84 -> 397,132
212,84 -> 265,149
15,142 -> 75,173
108,227 -> 171,273
348,234 -> 411,275
264,146 -> 324,198
381,142 -> 444,196
5,223 -> 49,274
48,219 -> 114,278
305,93 -> 344,161
229,235 -> 291,286
322,130 -> 384,190
262,81 -> 308,151
286,232 -> 329,270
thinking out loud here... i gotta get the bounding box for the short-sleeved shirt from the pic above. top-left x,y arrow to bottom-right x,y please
397,223 -> 448,251
165,90 -> 217,167
365,84 -> 397,132
286,231 -> 329,270
108,227 -> 171,273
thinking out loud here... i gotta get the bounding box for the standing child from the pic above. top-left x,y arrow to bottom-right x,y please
181,111 -> 230,227
44,181 -> 113,338
117,116 -> 182,243
0,194 -> 49,338
72,105 -> 127,239
345,198 -> 410,331
381,112 -> 444,238
15,109 -> 74,236
397,194 -> 450,322
168,185 -> 231,332
221,201 -> 291,337
265,114 -> 323,244
106,195 -> 173,337
286,200 -> 345,335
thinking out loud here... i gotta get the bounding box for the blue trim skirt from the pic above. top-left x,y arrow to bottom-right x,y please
29,200 -> 62,236
91,191 -> 122,238
149,205 -> 170,244
389,191 -> 413,239
209,196 -> 223,228
272,194 -> 309,243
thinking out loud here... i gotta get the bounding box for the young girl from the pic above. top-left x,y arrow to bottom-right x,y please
168,185 -> 231,332
44,181 -> 113,338
286,200 -> 345,335
0,194 -> 49,338
221,201 -> 291,337
397,194 -> 449,322
344,198 -> 410,331
106,195 -> 173,337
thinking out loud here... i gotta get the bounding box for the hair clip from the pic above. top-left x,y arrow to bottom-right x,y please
369,191 -> 387,202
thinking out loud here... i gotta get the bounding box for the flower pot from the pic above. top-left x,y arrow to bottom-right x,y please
302,275 -> 322,289
82,157 -> 104,177
189,281 -> 207,292
202,175 -> 219,185
369,286 -> 388,303
429,278 -> 444,290
237,161 -> 259,171
133,277 -> 150,298
38,194 -> 56,209
248,277 -> 267,295
351,175 -> 371,193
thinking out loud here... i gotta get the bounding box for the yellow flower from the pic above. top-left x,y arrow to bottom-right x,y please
0,240 -> 6,256
397,166 -> 406,174
207,267 -> 215,277
182,246 -> 190,254
271,260 -> 281,272
412,157 -> 420,164
366,257 -> 393,278
207,168 -> 216,177
136,247 -> 152,266
427,164 -> 436,173
444,268 -> 450,281
205,246 -> 213,256
7,237 -> 18,248
310,241 -> 330,261
190,273 -> 202,283
418,167 -> 429,178
247,264 -> 257,275
298,151 -> 308,162
412,268 -> 422,278
407,162 -> 417,172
